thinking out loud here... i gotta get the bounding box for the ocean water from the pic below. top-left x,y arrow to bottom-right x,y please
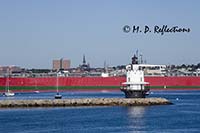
0,90 -> 200,133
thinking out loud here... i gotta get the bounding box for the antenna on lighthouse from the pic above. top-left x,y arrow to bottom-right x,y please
136,49 -> 139,58
140,54 -> 143,64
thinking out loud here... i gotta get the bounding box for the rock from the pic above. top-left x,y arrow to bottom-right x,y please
0,98 -> 172,108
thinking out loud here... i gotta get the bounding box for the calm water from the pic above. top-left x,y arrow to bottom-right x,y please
0,90 -> 200,133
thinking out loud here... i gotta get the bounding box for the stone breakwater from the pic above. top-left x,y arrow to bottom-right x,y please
0,98 -> 172,108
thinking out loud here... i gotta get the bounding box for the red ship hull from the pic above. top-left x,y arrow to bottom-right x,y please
0,76 -> 200,92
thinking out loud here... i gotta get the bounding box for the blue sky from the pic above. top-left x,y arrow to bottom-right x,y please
0,0 -> 199,68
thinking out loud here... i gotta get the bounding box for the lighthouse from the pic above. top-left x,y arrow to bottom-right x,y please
121,53 -> 165,98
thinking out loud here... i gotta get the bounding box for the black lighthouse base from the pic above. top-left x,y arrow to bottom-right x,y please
121,90 -> 148,98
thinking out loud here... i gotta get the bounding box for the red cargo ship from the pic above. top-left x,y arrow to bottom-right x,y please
0,76 -> 200,92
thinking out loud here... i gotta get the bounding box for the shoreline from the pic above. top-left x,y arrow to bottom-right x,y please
0,98 -> 172,108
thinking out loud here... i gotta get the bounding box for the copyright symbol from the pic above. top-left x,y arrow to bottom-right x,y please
123,25 -> 131,33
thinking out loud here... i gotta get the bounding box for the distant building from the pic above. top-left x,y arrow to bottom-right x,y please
0,66 -> 22,76
53,58 -> 71,71
79,55 -> 90,71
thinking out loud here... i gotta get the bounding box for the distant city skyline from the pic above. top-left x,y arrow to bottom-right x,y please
0,0 -> 199,68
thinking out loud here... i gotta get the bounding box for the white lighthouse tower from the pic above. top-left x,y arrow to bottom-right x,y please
121,54 -> 165,98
